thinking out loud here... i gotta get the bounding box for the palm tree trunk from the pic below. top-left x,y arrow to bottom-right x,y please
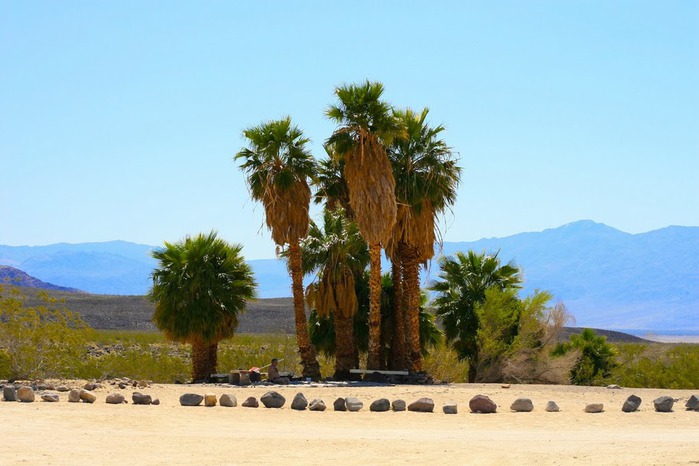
403,246 -> 423,372
191,340 -> 218,382
390,257 -> 407,370
333,312 -> 355,380
366,243 -> 383,370
289,241 -> 321,379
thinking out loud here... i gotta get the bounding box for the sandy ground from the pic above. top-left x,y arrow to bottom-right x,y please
3,382 -> 698,465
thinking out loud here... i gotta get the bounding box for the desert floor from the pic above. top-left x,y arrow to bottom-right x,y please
3,382 -> 698,465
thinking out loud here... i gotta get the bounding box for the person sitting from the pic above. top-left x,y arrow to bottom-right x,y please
267,358 -> 290,384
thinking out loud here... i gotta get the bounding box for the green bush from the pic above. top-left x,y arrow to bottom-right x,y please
608,343 -> 699,389
553,328 -> 618,385
0,285 -> 92,380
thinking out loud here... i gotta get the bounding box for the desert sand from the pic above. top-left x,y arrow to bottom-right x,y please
2,382 -> 698,465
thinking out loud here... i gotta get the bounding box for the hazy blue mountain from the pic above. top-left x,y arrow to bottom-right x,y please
1,220 -> 696,333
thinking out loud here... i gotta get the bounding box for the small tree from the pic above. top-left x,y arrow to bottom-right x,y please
553,328 -> 618,385
149,232 -> 256,382
0,285 -> 91,380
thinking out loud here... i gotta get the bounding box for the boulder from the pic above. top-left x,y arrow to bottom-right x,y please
622,395 -> 642,413
220,394 -> 237,407
3,386 -> 17,402
392,399 -> 406,412
79,389 -> 97,403
653,396 -> 674,413
345,397 -> 363,412
370,398 -> 391,412
83,383 -> 97,391
242,396 -> 259,408
685,395 -> 698,411
68,389 -> 81,403
606,384 -> 621,390
443,403 -> 458,414
179,393 -> 204,406
56,386 -> 70,392
17,387 -> 35,402
408,397 -> 434,413
106,393 -> 125,404
333,397 -> 347,411
585,403 -> 604,413
510,398 -> 534,412
204,394 -> 217,407
151,399 -> 160,405
261,391 -> 286,409
469,395 -> 497,414
309,399 -> 326,411
545,401 -> 560,412
42,392 -> 60,403
132,392 -> 152,405
291,393 -> 308,411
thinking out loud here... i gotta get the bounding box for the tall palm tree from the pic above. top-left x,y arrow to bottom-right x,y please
149,232 -> 256,382
301,208 -> 369,379
235,117 -> 321,379
386,107 -> 461,372
429,250 -> 522,382
326,80 -> 404,369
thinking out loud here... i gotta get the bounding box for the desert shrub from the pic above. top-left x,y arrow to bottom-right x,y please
78,344 -> 190,383
0,285 -> 92,380
553,328 -> 618,385
608,343 -> 699,389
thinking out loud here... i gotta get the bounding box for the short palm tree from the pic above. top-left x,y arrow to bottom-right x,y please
149,232 -> 256,382
235,117 -> 321,379
429,250 -> 522,382
326,80 -> 404,369
387,107 -> 461,372
301,208 -> 369,379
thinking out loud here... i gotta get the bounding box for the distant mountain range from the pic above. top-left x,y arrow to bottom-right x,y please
1,220 -> 697,333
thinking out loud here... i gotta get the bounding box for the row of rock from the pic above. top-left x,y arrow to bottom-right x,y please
2,386 -> 160,405
176,391 -> 699,414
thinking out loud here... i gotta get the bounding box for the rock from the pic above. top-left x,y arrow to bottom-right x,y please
83,383 -> 97,391
68,389 -> 81,403
501,384 -> 511,389
179,393 -> 204,406
607,384 -> 621,390
106,393 -> 125,404
443,403 -> 458,414
309,399 -> 326,411
242,396 -> 259,408
345,397 -> 363,412
3,386 -> 17,402
80,389 -> 97,403
685,395 -> 699,411
653,396 -> 674,413
36,384 -> 47,391
392,399 -> 406,412
469,395 -> 497,414
132,392 -> 152,405
56,386 -> 70,392
370,398 -> 391,412
510,398 -> 534,412
291,393 -> 308,411
545,401 -> 560,412
260,391 -> 286,409
333,397 -> 347,411
622,395 -> 642,413
151,399 -> 160,405
585,403 -> 604,413
219,394 -> 237,407
42,392 -> 60,402
118,382 -> 128,389
17,387 -> 35,402
408,397 -> 434,413
204,393 -> 217,407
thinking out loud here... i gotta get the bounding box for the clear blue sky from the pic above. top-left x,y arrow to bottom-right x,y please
2,1 -> 697,259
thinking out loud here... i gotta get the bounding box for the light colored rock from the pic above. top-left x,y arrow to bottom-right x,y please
510,398 -> 534,412
291,393 -> 308,411
545,401 -> 560,412
345,397 -> 363,412
242,396 -> 259,408
68,389 -> 81,403
260,391 -> 285,408
392,399 -> 406,412
443,403 -> 458,414
41,392 -> 60,403
309,399 -> 326,411
106,393 -> 125,404
17,386 -> 35,402
220,394 -> 237,407
79,389 -> 97,403
585,403 -> 604,413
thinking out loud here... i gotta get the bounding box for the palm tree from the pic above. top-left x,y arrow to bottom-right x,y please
386,107 -> 461,372
301,208 -> 369,379
429,250 -> 522,382
326,80 -> 404,369
235,117 -> 321,379
149,232 -> 256,382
